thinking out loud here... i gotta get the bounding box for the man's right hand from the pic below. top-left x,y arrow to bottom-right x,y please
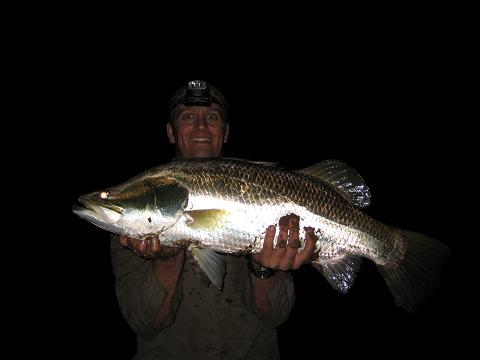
118,235 -> 183,259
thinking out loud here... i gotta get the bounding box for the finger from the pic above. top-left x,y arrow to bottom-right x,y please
144,238 -> 154,257
287,215 -> 301,249
275,224 -> 288,250
150,236 -> 161,254
126,237 -> 141,256
281,218 -> 301,269
293,227 -> 319,269
251,225 -> 275,266
270,224 -> 288,267
262,225 -> 276,256
127,237 -> 137,251
137,240 -> 147,256
118,235 -> 129,247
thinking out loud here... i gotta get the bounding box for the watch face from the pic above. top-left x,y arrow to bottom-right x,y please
247,258 -> 276,278
255,270 -> 273,279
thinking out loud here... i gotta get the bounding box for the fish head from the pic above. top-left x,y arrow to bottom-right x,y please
72,177 -> 189,238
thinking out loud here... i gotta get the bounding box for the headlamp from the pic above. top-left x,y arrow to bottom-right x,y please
183,80 -> 212,107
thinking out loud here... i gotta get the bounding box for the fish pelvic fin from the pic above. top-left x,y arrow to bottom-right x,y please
313,255 -> 363,293
377,229 -> 451,313
187,245 -> 226,290
297,160 -> 371,208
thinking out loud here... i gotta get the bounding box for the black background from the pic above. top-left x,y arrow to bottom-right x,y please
32,22 -> 469,359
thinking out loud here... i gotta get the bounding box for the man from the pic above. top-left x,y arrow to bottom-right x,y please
111,80 -> 317,359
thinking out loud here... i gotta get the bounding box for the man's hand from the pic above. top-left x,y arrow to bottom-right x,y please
251,214 -> 318,271
118,235 -> 182,259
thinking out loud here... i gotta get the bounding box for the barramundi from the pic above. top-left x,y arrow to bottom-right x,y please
72,158 -> 450,312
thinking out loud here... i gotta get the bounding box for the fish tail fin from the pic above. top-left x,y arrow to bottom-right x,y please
312,255 -> 363,293
378,229 -> 451,312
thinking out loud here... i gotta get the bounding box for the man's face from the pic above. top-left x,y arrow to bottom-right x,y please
167,104 -> 229,159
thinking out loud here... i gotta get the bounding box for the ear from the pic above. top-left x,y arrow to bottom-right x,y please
223,123 -> 229,144
166,123 -> 176,144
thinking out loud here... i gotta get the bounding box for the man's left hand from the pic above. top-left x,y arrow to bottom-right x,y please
251,214 -> 318,271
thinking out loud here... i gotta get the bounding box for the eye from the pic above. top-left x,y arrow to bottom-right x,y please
206,113 -> 218,121
182,113 -> 194,121
99,191 -> 109,199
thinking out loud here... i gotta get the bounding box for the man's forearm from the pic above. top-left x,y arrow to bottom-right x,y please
249,273 -> 277,319
247,270 -> 296,328
152,251 -> 184,327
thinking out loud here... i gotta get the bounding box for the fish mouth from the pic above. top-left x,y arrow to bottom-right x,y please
77,194 -> 94,208
72,196 -> 124,234
72,196 -> 123,221
72,198 -> 104,221
76,195 -> 123,214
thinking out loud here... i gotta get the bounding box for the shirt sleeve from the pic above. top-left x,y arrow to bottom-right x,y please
242,267 -> 296,329
110,235 -> 183,339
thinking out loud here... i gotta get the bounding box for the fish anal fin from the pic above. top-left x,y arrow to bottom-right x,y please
313,254 -> 363,293
187,245 -> 226,290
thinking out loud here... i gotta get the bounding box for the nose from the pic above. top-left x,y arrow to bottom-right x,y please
193,116 -> 207,130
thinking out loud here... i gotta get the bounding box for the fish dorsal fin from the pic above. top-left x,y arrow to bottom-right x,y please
220,157 -> 278,167
187,245 -> 226,290
313,254 -> 363,293
297,160 -> 371,208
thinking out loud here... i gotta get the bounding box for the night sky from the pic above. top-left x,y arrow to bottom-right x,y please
52,44 -> 464,358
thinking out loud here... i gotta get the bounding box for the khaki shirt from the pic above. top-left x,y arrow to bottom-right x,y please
111,237 -> 295,360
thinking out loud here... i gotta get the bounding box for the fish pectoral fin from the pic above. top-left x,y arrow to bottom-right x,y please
187,245 -> 226,291
185,209 -> 230,230
297,160 -> 371,208
313,254 -> 363,293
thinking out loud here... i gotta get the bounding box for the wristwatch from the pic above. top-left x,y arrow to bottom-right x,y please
246,256 -> 277,279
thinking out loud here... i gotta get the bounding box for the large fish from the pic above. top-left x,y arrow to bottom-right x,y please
72,158 -> 450,312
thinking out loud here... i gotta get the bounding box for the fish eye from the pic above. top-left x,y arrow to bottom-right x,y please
99,191 -> 109,199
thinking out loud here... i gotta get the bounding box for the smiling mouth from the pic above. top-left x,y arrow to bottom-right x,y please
190,137 -> 211,143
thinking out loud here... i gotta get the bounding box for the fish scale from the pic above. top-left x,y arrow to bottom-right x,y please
163,159 -> 394,264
